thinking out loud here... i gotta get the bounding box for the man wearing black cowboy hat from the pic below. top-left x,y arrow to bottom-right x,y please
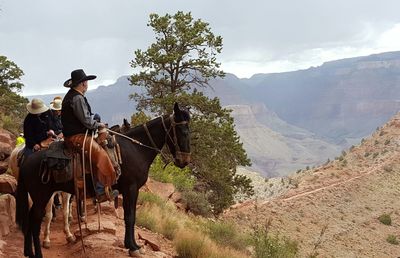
61,69 -> 118,203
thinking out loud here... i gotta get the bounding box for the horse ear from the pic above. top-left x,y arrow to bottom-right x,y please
123,118 -> 130,127
173,102 -> 180,114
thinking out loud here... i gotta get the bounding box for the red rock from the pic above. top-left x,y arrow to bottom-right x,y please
0,174 -> 17,194
0,194 -> 16,237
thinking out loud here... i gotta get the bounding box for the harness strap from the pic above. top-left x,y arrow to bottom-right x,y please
143,123 -> 158,150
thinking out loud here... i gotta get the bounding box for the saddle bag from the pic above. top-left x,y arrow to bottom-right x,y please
41,141 -> 73,184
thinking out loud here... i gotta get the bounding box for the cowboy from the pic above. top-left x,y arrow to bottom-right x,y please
23,98 -> 54,157
49,96 -> 63,137
61,69 -> 118,202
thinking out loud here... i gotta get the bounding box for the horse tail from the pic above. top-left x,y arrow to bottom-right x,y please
15,171 -> 29,234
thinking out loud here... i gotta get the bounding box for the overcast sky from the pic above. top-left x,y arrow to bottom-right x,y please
1,0 -> 400,95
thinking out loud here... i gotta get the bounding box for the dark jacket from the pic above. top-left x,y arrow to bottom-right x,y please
62,89 -> 100,137
23,111 -> 52,149
50,110 -> 63,135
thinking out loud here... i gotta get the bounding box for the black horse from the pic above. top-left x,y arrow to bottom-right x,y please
16,103 -> 191,258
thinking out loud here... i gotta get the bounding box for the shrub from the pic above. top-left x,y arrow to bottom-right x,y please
372,152 -> 379,159
378,213 -> 392,225
182,189 -> 212,217
252,220 -> 298,258
136,207 -> 157,231
384,139 -> 390,145
160,217 -> 179,240
205,220 -> 248,250
174,230 -> 210,258
386,234 -> 399,245
137,191 -> 164,207
150,156 -> 195,191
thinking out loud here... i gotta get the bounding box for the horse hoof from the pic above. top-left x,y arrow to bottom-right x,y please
66,235 -> 76,243
129,249 -> 144,257
42,240 -> 51,249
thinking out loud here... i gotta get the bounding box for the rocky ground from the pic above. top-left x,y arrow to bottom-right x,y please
1,199 -> 176,258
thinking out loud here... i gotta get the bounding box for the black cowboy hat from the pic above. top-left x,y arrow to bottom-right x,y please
63,69 -> 97,88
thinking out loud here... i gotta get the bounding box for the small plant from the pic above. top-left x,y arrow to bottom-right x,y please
372,152 -> 379,159
374,140 -> 379,145
160,217 -> 179,240
182,189 -> 212,217
383,165 -> 393,172
338,156 -> 344,161
378,213 -> 392,225
174,230 -> 210,258
341,150 -> 347,156
349,145 -> 355,151
364,152 -> 370,157
137,191 -> 164,207
305,166 -> 310,170
252,219 -> 298,258
384,139 -> 390,145
386,234 -> 399,245
136,207 -> 157,231
204,220 -> 248,250
296,169 -> 302,174
379,131 -> 385,136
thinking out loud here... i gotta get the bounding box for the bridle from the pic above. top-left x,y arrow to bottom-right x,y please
143,113 -> 191,162
161,114 -> 191,162
109,113 -> 191,163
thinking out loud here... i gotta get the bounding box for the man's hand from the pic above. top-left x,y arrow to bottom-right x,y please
98,123 -> 106,128
33,144 -> 41,151
47,130 -> 55,137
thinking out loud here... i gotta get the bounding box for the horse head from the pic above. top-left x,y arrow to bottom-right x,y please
166,102 -> 191,168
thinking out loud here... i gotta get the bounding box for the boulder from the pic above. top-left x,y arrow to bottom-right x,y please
0,194 -> 16,237
0,129 -> 15,175
146,178 -> 175,201
0,174 -> 17,194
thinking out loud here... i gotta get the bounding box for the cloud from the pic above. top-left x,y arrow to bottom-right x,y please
1,0 -> 400,95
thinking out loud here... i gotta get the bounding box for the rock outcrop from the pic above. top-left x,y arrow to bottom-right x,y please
0,129 -> 15,175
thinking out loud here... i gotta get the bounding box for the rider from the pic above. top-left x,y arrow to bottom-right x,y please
61,69 -> 118,203
49,96 -> 64,138
23,98 -> 54,157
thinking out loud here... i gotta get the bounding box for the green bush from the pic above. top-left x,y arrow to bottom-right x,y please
252,221 -> 298,258
386,234 -> 399,245
150,155 -> 195,191
160,217 -> 179,240
175,232 -> 210,258
137,191 -> 164,207
378,213 -> 392,225
205,220 -> 248,250
182,189 -> 212,217
136,208 -> 157,231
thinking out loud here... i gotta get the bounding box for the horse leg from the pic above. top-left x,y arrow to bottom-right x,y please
30,202 -> 47,258
42,192 -> 56,249
62,192 -> 75,243
23,222 -> 34,257
123,184 -> 142,254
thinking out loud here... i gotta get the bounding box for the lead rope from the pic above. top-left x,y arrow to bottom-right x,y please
76,129 -> 88,254
88,131 -> 101,231
106,126 -> 171,162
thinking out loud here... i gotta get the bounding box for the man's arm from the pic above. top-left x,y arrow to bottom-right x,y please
71,95 -> 99,130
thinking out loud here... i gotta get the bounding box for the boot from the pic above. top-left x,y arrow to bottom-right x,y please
96,189 -> 119,203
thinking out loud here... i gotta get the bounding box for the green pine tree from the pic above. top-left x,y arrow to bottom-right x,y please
129,11 -> 253,214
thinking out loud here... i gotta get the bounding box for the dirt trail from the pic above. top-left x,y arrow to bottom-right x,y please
1,202 -> 175,258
